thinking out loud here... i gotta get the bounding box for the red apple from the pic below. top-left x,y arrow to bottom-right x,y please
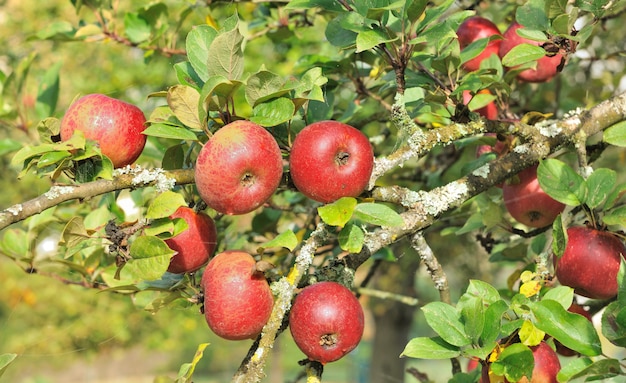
289,281 -> 364,363
555,226 -> 626,299
463,89 -> 498,120
555,303 -> 593,356
195,120 -> 283,215
202,250 -> 274,340
503,165 -> 565,228
165,206 -> 217,274
498,22 -> 564,83
289,121 -> 374,203
60,93 -> 147,168
457,16 -> 502,72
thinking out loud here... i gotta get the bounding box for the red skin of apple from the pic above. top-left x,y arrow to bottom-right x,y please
555,303 -> 593,356
60,93 -> 147,168
555,226 -> 626,299
194,120 -> 283,215
463,90 -> 498,120
165,206 -> 217,274
499,22 -> 564,83
483,342 -> 561,383
502,165 -> 565,228
202,250 -> 273,340
290,121 -> 374,203
457,16 -> 502,72
289,281 -> 364,363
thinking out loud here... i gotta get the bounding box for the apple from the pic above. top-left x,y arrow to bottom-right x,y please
502,165 -> 565,228
194,120 -> 283,215
483,342 -> 560,383
289,281 -> 364,363
202,250 -> 274,340
463,89 -> 498,120
289,121 -> 374,203
555,226 -> 626,299
60,93 -> 147,168
498,22 -> 564,83
457,16 -> 502,72
555,303 -> 593,356
165,206 -> 217,274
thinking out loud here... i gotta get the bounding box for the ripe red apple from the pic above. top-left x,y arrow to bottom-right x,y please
202,250 -> 273,340
457,16 -> 502,72
289,121 -> 374,203
60,93 -> 147,168
289,281 -> 364,363
555,226 -> 626,299
463,89 -> 498,120
555,303 -> 593,356
502,165 -> 565,228
483,342 -> 560,383
165,206 -> 217,274
195,120 -> 283,215
498,22 -> 563,83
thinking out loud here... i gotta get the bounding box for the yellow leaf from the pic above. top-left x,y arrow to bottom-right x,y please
519,320 -> 545,346
520,280 -> 541,297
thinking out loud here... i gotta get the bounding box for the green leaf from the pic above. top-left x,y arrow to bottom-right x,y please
245,70 -> 286,107
249,97 -> 295,127
516,0 -> 549,31
481,300 -> 508,345
460,296 -> 485,344
558,358 -> 622,382
462,279 -> 501,305
186,25 -> 218,83
176,343 -> 210,382
325,14 -> 358,48
124,12 -> 151,44
207,23 -> 244,80
490,343 -> 534,382
167,85 -> 202,130
285,0 -> 345,12
259,230 -> 298,252
0,354 -> 17,378
602,205 -> 626,227
542,286 -> 574,310
537,159 -> 586,206
353,203 -> 404,227
604,121 -> 626,147
146,191 -> 187,219
126,236 -> 175,281
400,336 -> 460,359
501,43 -> 546,67
338,223 -> 365,253
0,229 -> 29,259
317,197 -> 357,227
551,214 -> 567,257
529,299 -> 602,356
60,217 -> 90,248
35,61 -> 61,119
37,150 -> 71,168
585,168 -> 616,209
143,123 -> 198,141
355,28 -> 397,53
405,0 -> 428,23
422,302 -> 471,347
467,92 -> 497,112
0,138 -> 22,156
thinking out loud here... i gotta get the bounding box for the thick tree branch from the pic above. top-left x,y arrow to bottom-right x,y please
0,167 -> 195,231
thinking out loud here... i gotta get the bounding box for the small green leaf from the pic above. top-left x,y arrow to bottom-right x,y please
530,299 -> 602,356
124,12 -> 151,44
516,0 -> 549,31
176,343 -> 210,382
249,97 -> 295,127
60,217 -> 90,248
245,70 -> 286,107
537,159 -> 586,206
146,191 -> 187,219
518,320 -> 545,346
167,85 -> 202,130
355,28 -> 397,53
35,61 -> 61,120
400,336 -> 460,359
126,236 -> 175,281
542,286 -> 574,310
259,230 -> 298,252
0,138 -> 22,156
481,300 -> 508,345
143,124 -> 199,141
0,354 -> 17,378
501,43 -> 546,67
586,168 -> 617,209
467,92 -> 497,112
422,302 -> 471,347
317,197 -> 357,227
604,121 -> 626,147
552,214 -> 567,257
353,203 -> 404,227
460,296 -> 485,344
0,229 -> 29,259
37,150 -> 71,168
338,223 -> 364,253
558,358 -> 622,382
601,301 -> 626,347
186,25 -> 218,83
490,343 -> 534,382
602,205 -> 626,227
207,22 -> 244,80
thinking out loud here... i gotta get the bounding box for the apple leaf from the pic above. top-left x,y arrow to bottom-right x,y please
602,205 -> 626,227
173,61 -> 204,89
199,75 -> 245,114
0,229 -> 29,260
186,25 -> 218,83
318,197 -> 358,227
258,230 -> 298,252
59,216 -> 91,248
558,358 -> 622,382
501,43 -> 545,67
489,343 -> 534,383
126,236 -> 175,281
529,299 -> 602,356
124,12 -> 151,44
245,70 -> 286,107
146,191 -> 187,219
460,295 -> 485,344
518,320 -> 545,347
422,301 -> 471,347
0,354 -> 17,379
176,342 -> 210,382
400,336 -> 460,359
207,22 -> 244,81
167,85 -> 202,130
585,168 -> 617,209
356,28 -> 397,53
551,214 -> 567,258
353,202 -> 404,227
143,124 -> 199,141
601,300 -> 626,347
35,61 -> 61,120
481,300 -> 509,345
516,0 -> 549,31
541,285 -> 574,310
250,97 -> 295,127
537,159 -> 587,206
325,14 -> 358,48
604,121 -> 626,147
338,223 -> 364,253
284,0 -> 345,12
